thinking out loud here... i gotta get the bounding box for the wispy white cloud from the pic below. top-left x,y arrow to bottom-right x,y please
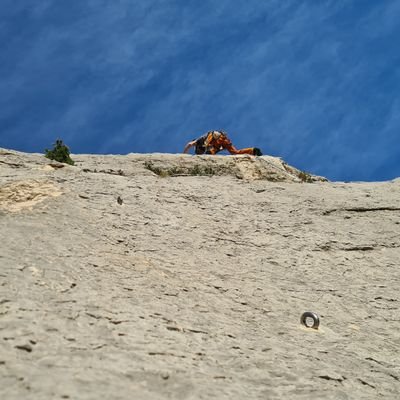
1,1 -> 399,180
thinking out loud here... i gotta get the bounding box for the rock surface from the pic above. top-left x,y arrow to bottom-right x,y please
1,148 -> 399,399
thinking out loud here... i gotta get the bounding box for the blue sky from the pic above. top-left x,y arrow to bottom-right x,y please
1,1 -> 400,182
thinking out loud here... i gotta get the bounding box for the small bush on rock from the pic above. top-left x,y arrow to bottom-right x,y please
298,170 -> 313,183
144,161 -> 216,177
45,139 -> 74,165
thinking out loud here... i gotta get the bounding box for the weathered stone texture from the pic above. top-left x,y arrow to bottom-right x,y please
1,148 -> 399,399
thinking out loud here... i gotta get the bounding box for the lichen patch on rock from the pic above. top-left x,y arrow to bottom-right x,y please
0,180 -> 62,212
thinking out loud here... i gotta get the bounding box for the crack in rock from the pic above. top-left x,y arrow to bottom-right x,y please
358,379 -> 376,389
318,375 -> 345,383
15,344 -> 33,352
323,207 -> 400,215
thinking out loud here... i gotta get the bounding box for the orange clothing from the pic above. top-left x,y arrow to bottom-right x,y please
205,132 -> 255,155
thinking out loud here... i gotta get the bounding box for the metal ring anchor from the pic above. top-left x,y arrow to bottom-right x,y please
300,312 -> 320,329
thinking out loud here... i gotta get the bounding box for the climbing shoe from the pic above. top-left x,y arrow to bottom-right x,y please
253,147 -> 262,156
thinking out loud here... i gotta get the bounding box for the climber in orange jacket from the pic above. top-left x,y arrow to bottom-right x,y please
183,131 -> 262,156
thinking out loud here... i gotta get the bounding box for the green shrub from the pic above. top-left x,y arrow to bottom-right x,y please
144,161 -> 216,177
298,170 -> 313,183
144,161 -> 168,177
189,165 -> 215,176
45,139 -> 74,165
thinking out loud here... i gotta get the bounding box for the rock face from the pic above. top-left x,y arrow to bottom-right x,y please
0,148 -> 399,399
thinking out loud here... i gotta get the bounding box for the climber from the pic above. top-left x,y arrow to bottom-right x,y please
183,131 -> 262,156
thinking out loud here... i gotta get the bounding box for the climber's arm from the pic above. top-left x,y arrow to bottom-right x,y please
183,140 -> 196,154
